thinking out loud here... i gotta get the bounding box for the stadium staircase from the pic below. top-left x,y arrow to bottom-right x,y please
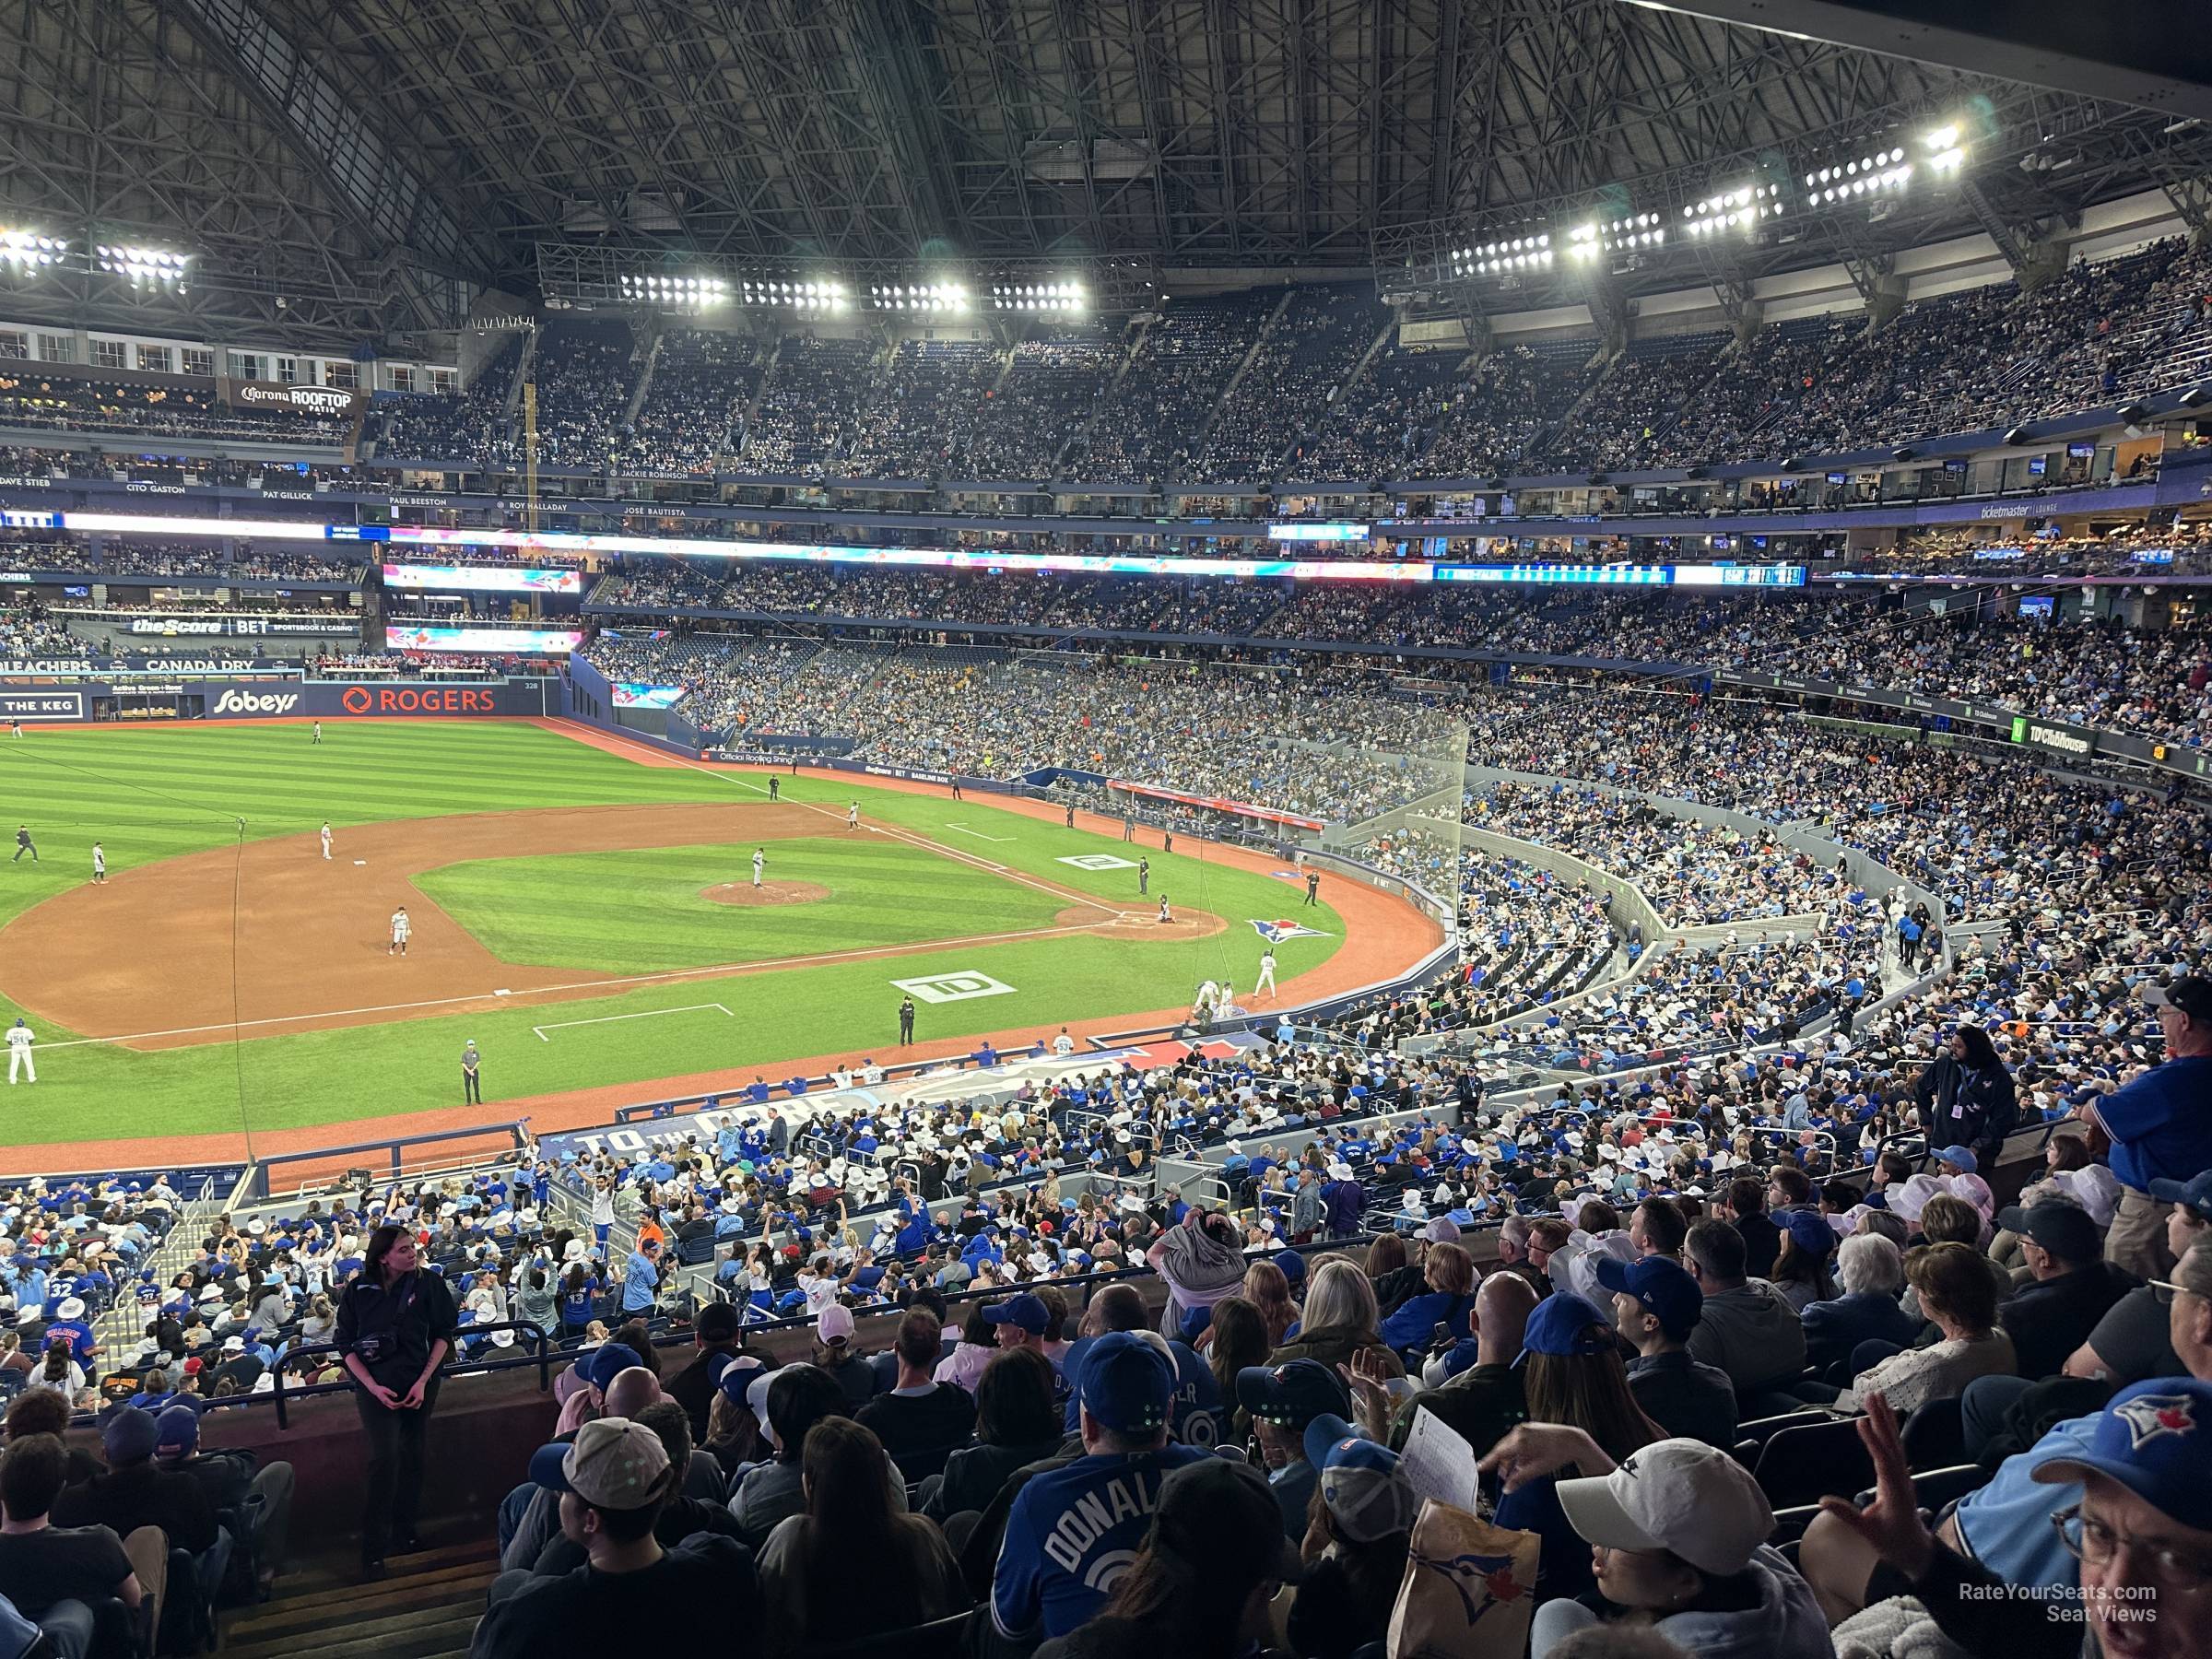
1063,315 -> 1155,465
221,1536 -> 494,1659
1192,288 -> 1296,453
621,324 -> 663,427
93,1183 -> 233,1355
732,335 -> 784,453
501,332 -> 537,419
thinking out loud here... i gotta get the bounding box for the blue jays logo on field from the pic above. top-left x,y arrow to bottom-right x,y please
1250,918 -> 1329,943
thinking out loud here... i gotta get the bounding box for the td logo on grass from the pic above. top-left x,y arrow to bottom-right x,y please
892,971 -> 1018,1004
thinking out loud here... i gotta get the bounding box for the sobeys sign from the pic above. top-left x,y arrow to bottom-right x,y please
221,379 -> 366,418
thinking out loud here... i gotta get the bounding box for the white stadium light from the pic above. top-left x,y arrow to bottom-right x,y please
0,227 -> 65,276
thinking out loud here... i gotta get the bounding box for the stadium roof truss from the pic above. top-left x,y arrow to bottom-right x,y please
1,0 -> 2211,350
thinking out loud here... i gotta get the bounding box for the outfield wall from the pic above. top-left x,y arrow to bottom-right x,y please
0,677 -> 557,723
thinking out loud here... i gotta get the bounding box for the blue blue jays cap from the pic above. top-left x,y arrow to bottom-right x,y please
2033,1379 -> 2212,1531
1594,1254 -> 1703,1341
1515,1292 -> 1616,1365
2149,1172 -> 2212,1225
1236,1359 -> 1349,1430
1076,1331 -> 1175,1433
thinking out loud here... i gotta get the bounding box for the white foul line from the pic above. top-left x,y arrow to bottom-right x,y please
40,919 -> 1112,1051
534,1002 -> 733,1042
944,822 -> 1017,843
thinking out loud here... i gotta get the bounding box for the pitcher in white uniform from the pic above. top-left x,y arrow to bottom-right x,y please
752,847 -> 766,888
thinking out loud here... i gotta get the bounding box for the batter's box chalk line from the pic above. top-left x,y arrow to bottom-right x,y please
532,1002 -> 735,1042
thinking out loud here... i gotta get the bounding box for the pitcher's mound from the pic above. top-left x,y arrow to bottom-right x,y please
701,880 -> 831,907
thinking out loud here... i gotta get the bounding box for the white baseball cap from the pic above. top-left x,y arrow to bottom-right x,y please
1556,1437 -> 1776,1577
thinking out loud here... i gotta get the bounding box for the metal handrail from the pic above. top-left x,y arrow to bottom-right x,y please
265,1318 -> 554,1430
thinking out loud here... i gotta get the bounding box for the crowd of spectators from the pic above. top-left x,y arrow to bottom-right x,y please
1286,344 -> 1463,481
1529,332 -> 1731,474
842,342 -> 1002,479
1189,288 -> 1387,485
594,568 -> 2212,751
1068,294 -> 1274,483
1418,342 -> 1600,479
481,323 -> 639,473
590,559 -> 1293,638
737,336 -> 883,476
373,338 -> 524,466
4,621 -> 2212,1658
960,324 -> 1125,482
0,603 -> 94,659
612,330 -> 766,477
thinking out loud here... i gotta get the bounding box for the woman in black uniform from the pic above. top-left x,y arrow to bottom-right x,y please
335,1223 -> 457,1577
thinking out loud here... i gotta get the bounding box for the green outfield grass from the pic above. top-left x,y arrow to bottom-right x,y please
414,838 -> 1068,973
0,722 -> 1347,1146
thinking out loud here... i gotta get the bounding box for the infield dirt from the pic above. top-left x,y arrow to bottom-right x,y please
0,801 -> 1113,1050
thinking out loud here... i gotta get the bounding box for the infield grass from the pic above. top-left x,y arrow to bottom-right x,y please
0,722 -> 1346,1146
415,839 -> 1068,972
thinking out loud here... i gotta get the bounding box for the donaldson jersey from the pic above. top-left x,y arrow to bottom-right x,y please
990,1444 -> 1211,1640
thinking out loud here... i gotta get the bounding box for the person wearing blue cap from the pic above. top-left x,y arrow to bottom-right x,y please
1819,1382 -> 2212,1659
989,1330 -> 1211,1642
1235,1359 -> 1353,1541
2082,975 -> 2212,1280
1496,1292 -> 1665,1606
1597,1254 -> 1738,1449
1934,1145 -> 1978,1177
1286,1415 -> 1421,1659
1770,1207 -> 1839,1314
54,1401 -> 219,1555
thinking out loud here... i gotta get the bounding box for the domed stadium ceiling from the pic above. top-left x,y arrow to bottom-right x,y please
0,0 -> 2206,344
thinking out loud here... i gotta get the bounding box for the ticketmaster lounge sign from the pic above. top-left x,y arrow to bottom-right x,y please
221,380 -> 367,418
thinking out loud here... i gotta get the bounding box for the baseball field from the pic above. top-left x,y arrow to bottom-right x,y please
0,719 -> 1433,1155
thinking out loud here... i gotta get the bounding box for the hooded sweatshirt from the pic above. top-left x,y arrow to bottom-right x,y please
1531,1546 -> 1831,1659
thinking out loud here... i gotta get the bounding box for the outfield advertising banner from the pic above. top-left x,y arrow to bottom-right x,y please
0,679 -> 555,720
120,615 -> 360,639
385,625 -> 586,655
0,690 -> 85,723
381,563 -> 584,594
610,683 -> 687,709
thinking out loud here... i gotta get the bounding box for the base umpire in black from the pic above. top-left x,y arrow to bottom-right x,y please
898,994 -> 915,1044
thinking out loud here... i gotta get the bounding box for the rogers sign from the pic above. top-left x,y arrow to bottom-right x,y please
337,686 -> 499,715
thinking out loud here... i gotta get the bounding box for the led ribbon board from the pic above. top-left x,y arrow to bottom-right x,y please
381,563 -> 583,594
0,512 -> 1804,588
384,625 -> 584,654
